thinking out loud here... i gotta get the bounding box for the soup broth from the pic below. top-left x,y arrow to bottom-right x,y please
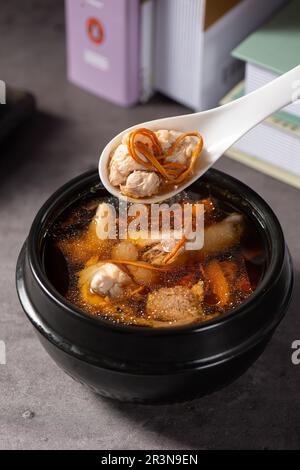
44,187 -> 266,328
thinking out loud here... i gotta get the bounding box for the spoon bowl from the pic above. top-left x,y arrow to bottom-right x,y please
99,65 -> 300,203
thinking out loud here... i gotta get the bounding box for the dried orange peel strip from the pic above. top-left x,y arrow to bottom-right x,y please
203,260 -> 230,307
135,141 -> 170,179
163,162 -> 186,169
163,236 -> 187,264
166,134 -> 203,183
127,129 -> 203,184
127,128 -> 163,168
105,259 -> 173,272
130,285 -> 146,296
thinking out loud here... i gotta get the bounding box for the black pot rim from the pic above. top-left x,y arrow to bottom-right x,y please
26,168 -> 287,337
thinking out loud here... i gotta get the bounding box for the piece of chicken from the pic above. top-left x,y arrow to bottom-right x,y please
79,261 -> 132,299
109,144 -> 144,186
157,129 -> 199,165
146,286 -> 201,325
155,129 -> 181,152
57,202 -> 117,264
142,236 -> 186,266
191,280 -> 205,301
121,170 -> 161,198
109,129 -> 199,197
112,240 -> 159,285
112,240 -> 139,261
121,129 -> 181,152
141,214 -> 244,266
128,230 -> 162,249
203,213 -> 244,256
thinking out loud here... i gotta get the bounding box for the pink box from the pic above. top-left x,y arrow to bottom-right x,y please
65,0 -> 140,106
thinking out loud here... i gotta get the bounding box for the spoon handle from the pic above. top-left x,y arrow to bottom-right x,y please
207,64 -> 300,153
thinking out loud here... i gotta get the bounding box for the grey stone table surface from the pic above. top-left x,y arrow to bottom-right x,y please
1,0 -> 300,450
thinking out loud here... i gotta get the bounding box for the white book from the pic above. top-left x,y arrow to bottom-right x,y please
139,0 -> 155,102
221,82 -> 300,188
154,0 -> 287,110
226,147 -> 300,190
154,0 -> 206,109
234,121 -> 300,177
201,0 -> 287,111
246,62 -> 300,119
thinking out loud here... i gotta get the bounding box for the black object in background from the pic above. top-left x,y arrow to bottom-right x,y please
0,87 -> 36,143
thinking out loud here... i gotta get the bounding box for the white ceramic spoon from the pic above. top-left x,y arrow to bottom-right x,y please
99,65 -> 300,203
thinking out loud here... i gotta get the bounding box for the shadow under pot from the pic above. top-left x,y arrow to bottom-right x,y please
16,169 -> 293,403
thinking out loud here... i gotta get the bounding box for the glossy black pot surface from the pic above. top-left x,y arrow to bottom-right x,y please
16,169 -> 294,403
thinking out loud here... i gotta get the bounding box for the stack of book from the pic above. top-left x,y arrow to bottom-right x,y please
225,0 -> 300,189
65,0 -> 287,108
154,0 -> 287,110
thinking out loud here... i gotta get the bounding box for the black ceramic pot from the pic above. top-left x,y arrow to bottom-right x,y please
16,169 -> 293,403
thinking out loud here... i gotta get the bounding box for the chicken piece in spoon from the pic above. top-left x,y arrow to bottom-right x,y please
108,128 -> 203,198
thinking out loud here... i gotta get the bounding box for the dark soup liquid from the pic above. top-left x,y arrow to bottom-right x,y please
44,189 -> 266,328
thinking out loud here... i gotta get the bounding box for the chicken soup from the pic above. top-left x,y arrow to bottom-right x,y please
44,188 -> 265,328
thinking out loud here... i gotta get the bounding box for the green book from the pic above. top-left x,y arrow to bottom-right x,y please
220,81 -> 300,190
232,0 -> 300,74
220,81 -> 300,136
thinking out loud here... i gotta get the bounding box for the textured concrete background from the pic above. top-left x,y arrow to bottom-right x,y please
1,0 -> 300,450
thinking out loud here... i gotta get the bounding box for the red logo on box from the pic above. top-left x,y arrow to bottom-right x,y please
87,17 -> 105,45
